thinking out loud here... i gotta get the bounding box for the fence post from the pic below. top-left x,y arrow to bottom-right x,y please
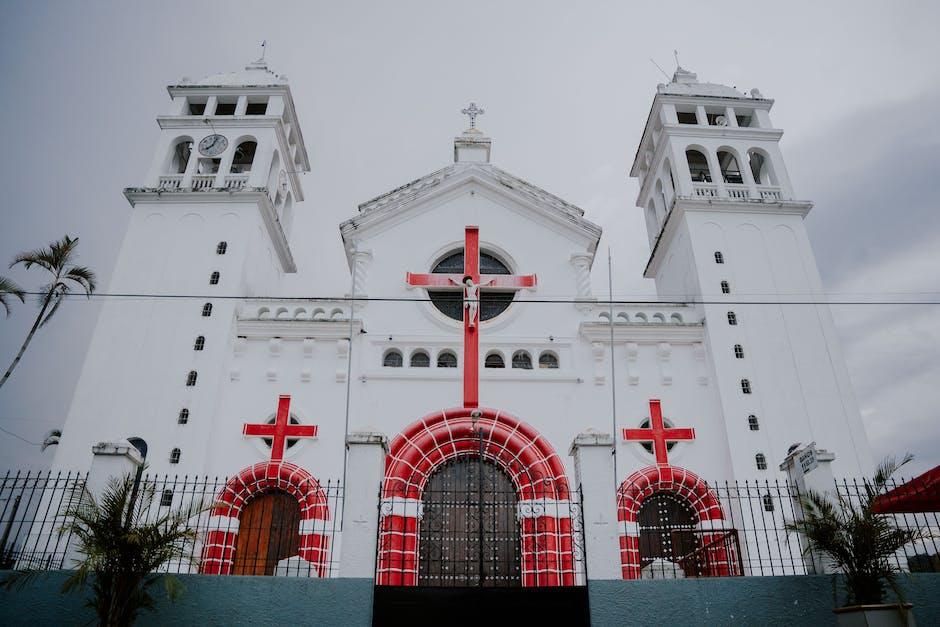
779,442 -> 837,574
340,431 -> 388,579
88,441 -> 144,498
569,431 -> 621,580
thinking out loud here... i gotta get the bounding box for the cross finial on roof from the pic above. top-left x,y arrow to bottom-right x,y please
461,102 -> 485,130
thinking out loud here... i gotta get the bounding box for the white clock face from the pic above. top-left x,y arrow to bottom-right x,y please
198,134 -> 228,157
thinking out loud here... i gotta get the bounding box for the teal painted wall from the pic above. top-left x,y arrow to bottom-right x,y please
2,572 -> 939,626
589,574 -> 940,627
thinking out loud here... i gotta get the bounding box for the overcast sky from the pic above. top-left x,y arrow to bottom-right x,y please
0,1 -> 938,476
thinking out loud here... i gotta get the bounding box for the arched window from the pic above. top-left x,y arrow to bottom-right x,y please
410,350 -> 430,368
186,371 -> 198,386
755,453 -> 767,470
160,490 -> 174,507
740,379 -> 752,394
169,448 -> 181,464
427,250 -> 515,322
437,350 -> 457,368
748,414 -> 759,431
171,139 -> 193,174
216,241 -> 228,255
538,351 -> 559,369
748,149 -> 777,186
202,303 -> 213,317
721,281 -> 730,294
511,351 -> 532,370
733,344 -> 744,359
178,408 -> 189,424
484,352 -> 505,368
717,150 -> 743,184
762,494 -> 775,512
209,271 -> 220,285
383,349 -> 403,368
714,251 -> 724,264
637,418 -> 678,455
727,311 -> 737,325
194,336 -> 205,351
685,149 -> 711,183
230,141 -> 257,174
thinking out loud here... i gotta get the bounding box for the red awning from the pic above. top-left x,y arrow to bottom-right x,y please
873,465 -> 940,514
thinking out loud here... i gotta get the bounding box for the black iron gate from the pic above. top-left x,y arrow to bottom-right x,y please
418,455 -> 521,587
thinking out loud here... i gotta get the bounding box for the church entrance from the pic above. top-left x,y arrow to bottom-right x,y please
232,490 -> 300,576
418,456 -> 521,587
637,492 -> 698,576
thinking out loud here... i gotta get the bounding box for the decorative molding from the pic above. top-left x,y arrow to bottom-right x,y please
336,339 -> 349,383
658,342 -> 673,386
235,319 -> 362,340
579,322 -> 704,344
625,342 -> 639,386
693,342 -> 709,385
592,342 -> 606,385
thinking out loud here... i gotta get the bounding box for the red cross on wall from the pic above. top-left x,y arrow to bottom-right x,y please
243,395 -> 317,462
406,226 -> 537,408
622,399 -> 695,466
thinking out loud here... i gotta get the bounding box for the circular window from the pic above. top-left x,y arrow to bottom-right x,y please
637,418 -> 678,455
263,415 -> 303,450
427,250 -> 515,322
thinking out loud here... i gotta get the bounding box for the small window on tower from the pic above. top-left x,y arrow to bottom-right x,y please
484,352 -> 505,369
721,281 -> 731,294
714,251 -> 724,264
172,140 -> 193,174
383,349 -> 403,368
734,344 -> 744,359
511,351 -> 533,370
169,448 -> 181,464
748,414 -> 759,431
188,99 -> 207,116
202,303 -> 213,317
437,350 -> 458,368
194,336 -> 205,351
245,99 -> 268,115
209,272 -> 220,285
178,408 -> 189,424
410,350 -> 430,368
755,453 -> 767,470
160,490 -> 174,507
216,241 -> 228,255
727,311 -> 737,325
686,149 -> 712,183
186,371 -> 198,387
538,352 -> 559,369
215,100 -> 236,116
741,379 -> 752,394
763,494 -> 774,512
230,141 -> 257,174
676,110 -> 698,125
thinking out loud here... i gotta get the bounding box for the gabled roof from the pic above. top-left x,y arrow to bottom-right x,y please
340,163 -> 602,254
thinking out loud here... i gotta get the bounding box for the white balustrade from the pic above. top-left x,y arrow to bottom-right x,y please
725,184 -> 749,200
758,186 -> 782,200
158,175 -> 182,190
692,183 -> 719,198
224,174 -> 249,190
191,174 -> 215,190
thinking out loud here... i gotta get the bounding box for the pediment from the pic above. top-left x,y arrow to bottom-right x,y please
339,164 -> 602,253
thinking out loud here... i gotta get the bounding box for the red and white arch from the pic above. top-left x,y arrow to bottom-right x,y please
617,464 -> 736,579
377,406 -> 576,587
201,460 -> 331,576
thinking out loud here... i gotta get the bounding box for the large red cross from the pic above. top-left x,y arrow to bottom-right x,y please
622,399 -> 695,465
405,225 -> 537,408
242,395 -> 318,461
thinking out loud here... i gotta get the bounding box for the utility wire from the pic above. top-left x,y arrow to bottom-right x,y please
0,425 -> 41,446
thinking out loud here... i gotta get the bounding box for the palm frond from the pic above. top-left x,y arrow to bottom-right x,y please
64,265 -> 97,295
0,276 -> 25,317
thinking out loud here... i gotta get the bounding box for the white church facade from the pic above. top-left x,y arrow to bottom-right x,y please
47,59 -> 874,584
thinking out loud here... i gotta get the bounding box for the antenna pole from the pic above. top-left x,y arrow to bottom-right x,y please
649,58 -> 670,81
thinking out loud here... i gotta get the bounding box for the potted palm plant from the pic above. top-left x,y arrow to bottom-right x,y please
787,455 -> 925,626
4,473 -> 205,627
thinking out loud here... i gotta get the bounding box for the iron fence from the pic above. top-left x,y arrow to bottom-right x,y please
0,470 -> 343,577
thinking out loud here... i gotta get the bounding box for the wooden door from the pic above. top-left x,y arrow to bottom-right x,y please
637,492 -> 698,568
418,456 -> 521,587
232,491 -> 300,576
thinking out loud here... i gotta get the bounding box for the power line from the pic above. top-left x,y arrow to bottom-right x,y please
0,425 -> 41,447
12,291 -> 940,306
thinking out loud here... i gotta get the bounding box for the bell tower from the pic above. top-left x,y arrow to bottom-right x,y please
52,58 -> 311,473
629,67 -> 873,479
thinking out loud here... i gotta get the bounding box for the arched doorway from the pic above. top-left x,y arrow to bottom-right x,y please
232,490 -> 301,576
637,492 -> 698,575
418,456 -> 521,587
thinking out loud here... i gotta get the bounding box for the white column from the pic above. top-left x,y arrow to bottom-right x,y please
569,253 -> 594,309
234,95 -> 248,116
779,442 -> 837,574
339,432 -> 388,579
569,432 -> 621,580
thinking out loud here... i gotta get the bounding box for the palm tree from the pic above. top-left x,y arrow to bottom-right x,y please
0,235 -> 96,389
0,275 -> 25,317
5,473 -> 205,626
786,455 -> 925,607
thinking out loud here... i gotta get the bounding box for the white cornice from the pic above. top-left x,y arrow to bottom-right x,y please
122,189 -> 296,273
579,322 -> 704,343
235,319 -> 363,340
642,197 -> 813,278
